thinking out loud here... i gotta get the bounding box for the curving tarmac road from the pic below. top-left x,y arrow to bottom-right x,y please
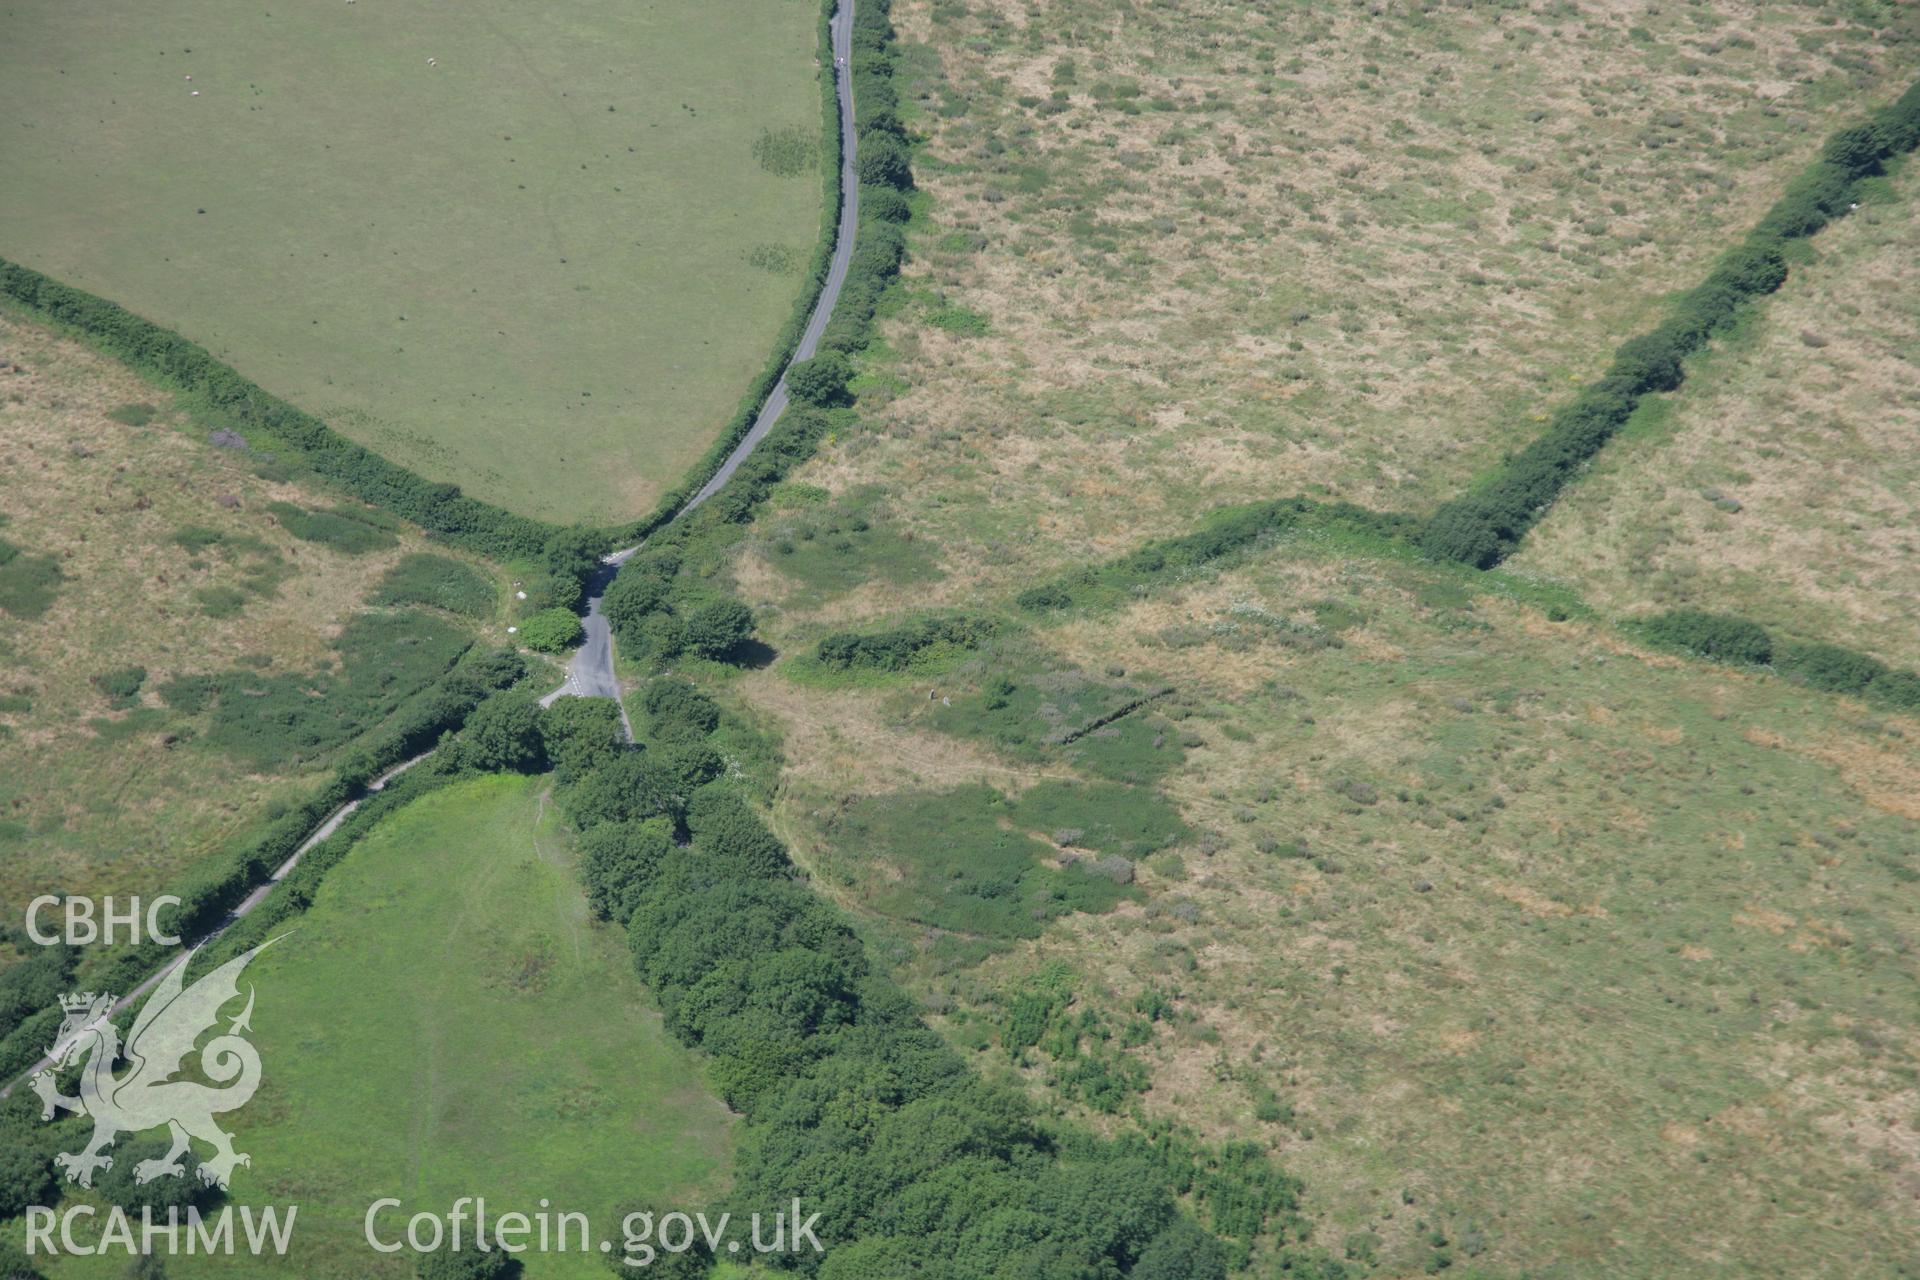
5,2 -> 860,1096
685,0 -> 860,510
543,0 -> 859,729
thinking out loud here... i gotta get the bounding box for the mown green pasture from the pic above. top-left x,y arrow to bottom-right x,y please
32,774 -> 732,1278
0,0 -> 825,523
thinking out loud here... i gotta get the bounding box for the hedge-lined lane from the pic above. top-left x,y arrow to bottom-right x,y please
1417,79 -> 1920,569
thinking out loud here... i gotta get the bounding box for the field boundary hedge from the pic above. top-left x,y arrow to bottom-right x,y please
0,262 -> 558,561
1016,498 -> 1416,616
1416,79 -> 1920,569
1635,608 -> 1920,713
0,0 -> 852,562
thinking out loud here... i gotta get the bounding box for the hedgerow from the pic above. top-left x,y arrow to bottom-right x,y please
0,260 -> 556,561
539,678 -> 1305,1275
1634,609 -> 1920,712
0,0 -> 862,589
516,606 -> 584,654
596,0 -> 901,665
265,500 -> 401,554
1418,79 -> 1920,568
1016,498 -> 1415,615
604,0 -> 853,545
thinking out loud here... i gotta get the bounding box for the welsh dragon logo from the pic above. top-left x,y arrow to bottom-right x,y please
31,940 -> 277,1191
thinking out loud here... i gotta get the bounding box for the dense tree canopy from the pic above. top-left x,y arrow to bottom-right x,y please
457,694 -> 548,774
684,600 -> 756,661
786,353 -> 854,408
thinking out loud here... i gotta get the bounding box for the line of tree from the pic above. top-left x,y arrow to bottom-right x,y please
0,259 -> 555,562
531,677 -> 1328,1277
1636,608 -> 1920,711
1418,78 -> 1920,569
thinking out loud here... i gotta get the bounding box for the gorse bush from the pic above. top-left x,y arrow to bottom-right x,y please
0,535 -> 64,619
203,609 -> 473,768
822,784 -> 1142,941
1419,79 -> 1920,568
374,554 -> 495,618
683,599 -> 755,659
516,607 -> 584,654
539,696 -> 627,786
577,818 -> 674,925
815,613 -> 999,672
0,944 -> 77,1059
416,1245 -> 519,1280
265,501 -> 400,554
641,677 -> 721,739
787,352 -> 854,407
855,132 -> 912,189
452,693 -> 547,774
91,665 -> 149,709
1775,641 -> 1892,695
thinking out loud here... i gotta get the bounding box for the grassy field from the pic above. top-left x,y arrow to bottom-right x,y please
1515,156 -> 1920,668
600,3 -> 1920,1268
0,0 -> 826,523
27,774 -> 733,1279
0,310 -> 499,920
745,538 -> 1920,1276
775,0 -> 1918,612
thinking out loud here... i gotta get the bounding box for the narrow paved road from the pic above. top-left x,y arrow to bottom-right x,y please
7,2 -> 860,1095
685,0 -> 860,510
546,0 -> 860,726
